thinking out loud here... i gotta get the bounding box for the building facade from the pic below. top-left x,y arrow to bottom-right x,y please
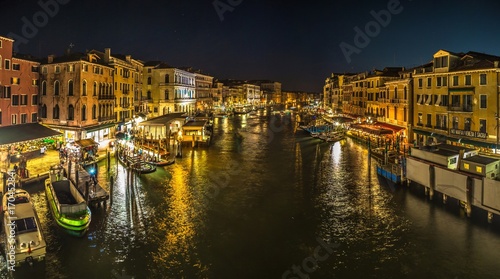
412,50 -> 500,151
39,52 -> 115,142
143,62 -> 197,117
323,74 -> 352,114
0,36 -> 40,127
90,48 -> 143,131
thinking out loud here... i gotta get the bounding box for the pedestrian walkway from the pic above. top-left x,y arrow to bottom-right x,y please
11,139 -> 112,186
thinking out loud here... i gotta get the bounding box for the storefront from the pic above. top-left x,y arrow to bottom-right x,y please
0,123 -> 63,164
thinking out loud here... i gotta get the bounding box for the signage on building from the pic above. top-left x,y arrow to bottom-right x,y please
450,129 -> 487,139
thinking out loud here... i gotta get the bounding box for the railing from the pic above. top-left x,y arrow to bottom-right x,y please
391,98 -> 407,104
98,94 -> 115,100
98,116 -> 115,122
449,104 -> 473,112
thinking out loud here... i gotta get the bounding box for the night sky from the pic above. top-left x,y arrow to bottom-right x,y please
1,0 -> 500,92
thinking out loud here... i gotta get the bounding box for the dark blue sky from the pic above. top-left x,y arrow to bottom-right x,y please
2,0 -> 500,92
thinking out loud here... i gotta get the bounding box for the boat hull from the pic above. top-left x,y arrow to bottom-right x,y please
45,179 -> 91,236
2,188 -> 47,267
118,153 -> 156,173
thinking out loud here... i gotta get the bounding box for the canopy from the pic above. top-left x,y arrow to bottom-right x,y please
0,123 -> 62,146
75,138 -> 98,148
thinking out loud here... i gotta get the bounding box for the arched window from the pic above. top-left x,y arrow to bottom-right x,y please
68,104 -> 74,120
54,80 -> 60,95
41,81 -> 47,95
93,82 -> 97,96
404,86 -> 407,100
41,104 -> 47,118
92,104 -> 97,120
68,80 -> 74,96
82,80 -> 87,96
81,105 -> 87,121
53,105 -> 60,119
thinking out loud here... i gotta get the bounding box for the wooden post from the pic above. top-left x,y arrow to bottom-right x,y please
85,180 -> 90,205
68,160 -> 72,181
109,175 -> 114,206
75,169 -> 79,191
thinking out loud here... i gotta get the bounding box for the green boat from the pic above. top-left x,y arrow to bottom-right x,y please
45,165 -> 91,236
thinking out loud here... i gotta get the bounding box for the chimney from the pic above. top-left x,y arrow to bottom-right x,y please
104,48 -> 111,63
126,55 -> 131,63
495,61 -> 499,68
48,55 -> 54,64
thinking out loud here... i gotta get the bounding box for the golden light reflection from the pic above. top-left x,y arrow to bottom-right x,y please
330,141 -> 341,165
294,142 -> 303,186
150,163 -> 206,275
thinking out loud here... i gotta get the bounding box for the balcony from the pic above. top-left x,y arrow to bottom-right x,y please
449,104 -> 473,112
434,126 -> 448,131
98,94 -> 115,100
98,116 -> 115,122
391,98 -> 407,104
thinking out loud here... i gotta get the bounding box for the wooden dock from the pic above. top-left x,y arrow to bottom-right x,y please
64,162 -> 109,207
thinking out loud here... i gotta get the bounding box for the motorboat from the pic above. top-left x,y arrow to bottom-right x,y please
2,188 -> 46,267
45,165 -> 91,237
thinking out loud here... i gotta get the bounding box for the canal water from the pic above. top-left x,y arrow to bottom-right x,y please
6,110 -> 500,279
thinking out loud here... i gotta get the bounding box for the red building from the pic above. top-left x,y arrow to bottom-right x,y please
0,35 -> 40,127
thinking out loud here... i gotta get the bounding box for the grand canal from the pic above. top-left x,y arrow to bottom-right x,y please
6,110 -> 500,279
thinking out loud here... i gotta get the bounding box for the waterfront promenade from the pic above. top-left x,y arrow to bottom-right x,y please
6,139 -> 112,188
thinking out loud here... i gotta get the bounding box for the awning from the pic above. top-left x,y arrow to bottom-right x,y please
412,128 -> 434,137
0,123 -> 62,145
351,124 -> 393,136
374,122 -> 405,132
447,136 -> 496,148
84,122 -> 115,133
75,138 -> 99,148
139,112 -> 187,126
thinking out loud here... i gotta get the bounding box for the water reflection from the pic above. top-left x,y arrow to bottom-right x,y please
5,112 -> 500,279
